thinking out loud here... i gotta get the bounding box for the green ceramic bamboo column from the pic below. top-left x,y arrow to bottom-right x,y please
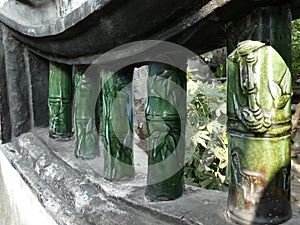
48,62 -> 72,139
74,66 -> 100,159
226,5 -> 292,224
102,67 -> 134,180
145,62 -> 186,201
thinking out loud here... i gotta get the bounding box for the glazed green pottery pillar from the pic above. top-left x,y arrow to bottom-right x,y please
74,66 -> 100,159
227,42 -> 292,224
226,5 -> 292,224
48,62 -> 72,139
102,66 -> 134,180
145,62 -> 186,201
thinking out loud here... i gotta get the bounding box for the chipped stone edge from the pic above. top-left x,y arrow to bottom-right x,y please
0,129 -> 299,225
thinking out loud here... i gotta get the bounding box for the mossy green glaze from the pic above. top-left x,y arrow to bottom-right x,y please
74,70 -> 100,159
102,67 -> 134,181
48,62 -> 72,139
145,62 -> 186,201
227,40 -> 292,224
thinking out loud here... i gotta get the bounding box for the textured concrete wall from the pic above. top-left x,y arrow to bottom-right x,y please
0,26 -> 11,143
0,25 -> 49,143
0,150 -> 57,225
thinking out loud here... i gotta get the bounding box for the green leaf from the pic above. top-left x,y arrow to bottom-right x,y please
86,118 -> 93,133
166,135 -> 176,150
215,147 -> 227,160
269,79 -> 282,100
123,132 -> 132,147
185,77 -> 228,191
200,178 -> 212,188
185,177 -> 199,187
280,69 -> 290,94
218,172 -> 227,183
219,159 -> 228,169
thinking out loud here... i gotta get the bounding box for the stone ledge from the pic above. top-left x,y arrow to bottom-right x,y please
0,128 -> 299,225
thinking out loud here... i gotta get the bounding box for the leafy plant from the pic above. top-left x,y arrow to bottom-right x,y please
185,70 -> 228,191
292,18 -> 300,84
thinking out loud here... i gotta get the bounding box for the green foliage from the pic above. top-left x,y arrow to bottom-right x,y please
214,63 -> 226,78
185,73 -> 228,191
292,19 -> 300,83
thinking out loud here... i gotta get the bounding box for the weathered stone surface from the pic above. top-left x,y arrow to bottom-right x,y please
0,27 -> 11,143
1,128 -> 300,224
0,149 -> 58,225
1,0 -> 299,64
133,66 -> 148,141
24,49 -> 49,128
0,25 -> 50,143
1,24 -> 31,139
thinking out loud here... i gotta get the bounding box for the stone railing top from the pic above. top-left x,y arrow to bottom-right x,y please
0,0 -> 108,36
0,0 -> 298,37
1,0 -> 299,64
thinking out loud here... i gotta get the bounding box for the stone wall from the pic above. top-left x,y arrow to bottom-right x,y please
0,149 -> 58,225
0,24 -> 49,143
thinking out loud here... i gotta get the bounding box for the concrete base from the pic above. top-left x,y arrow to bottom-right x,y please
0,128 -> 299,225
0,146 -> 57,225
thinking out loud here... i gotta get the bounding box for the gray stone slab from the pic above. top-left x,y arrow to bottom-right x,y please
2,0 -> 300,64
0,26 -> 11,143
0,128 -> 299,224
1,24 -> 31,139
0,26 -> 50,142
24,49 -> 49,128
